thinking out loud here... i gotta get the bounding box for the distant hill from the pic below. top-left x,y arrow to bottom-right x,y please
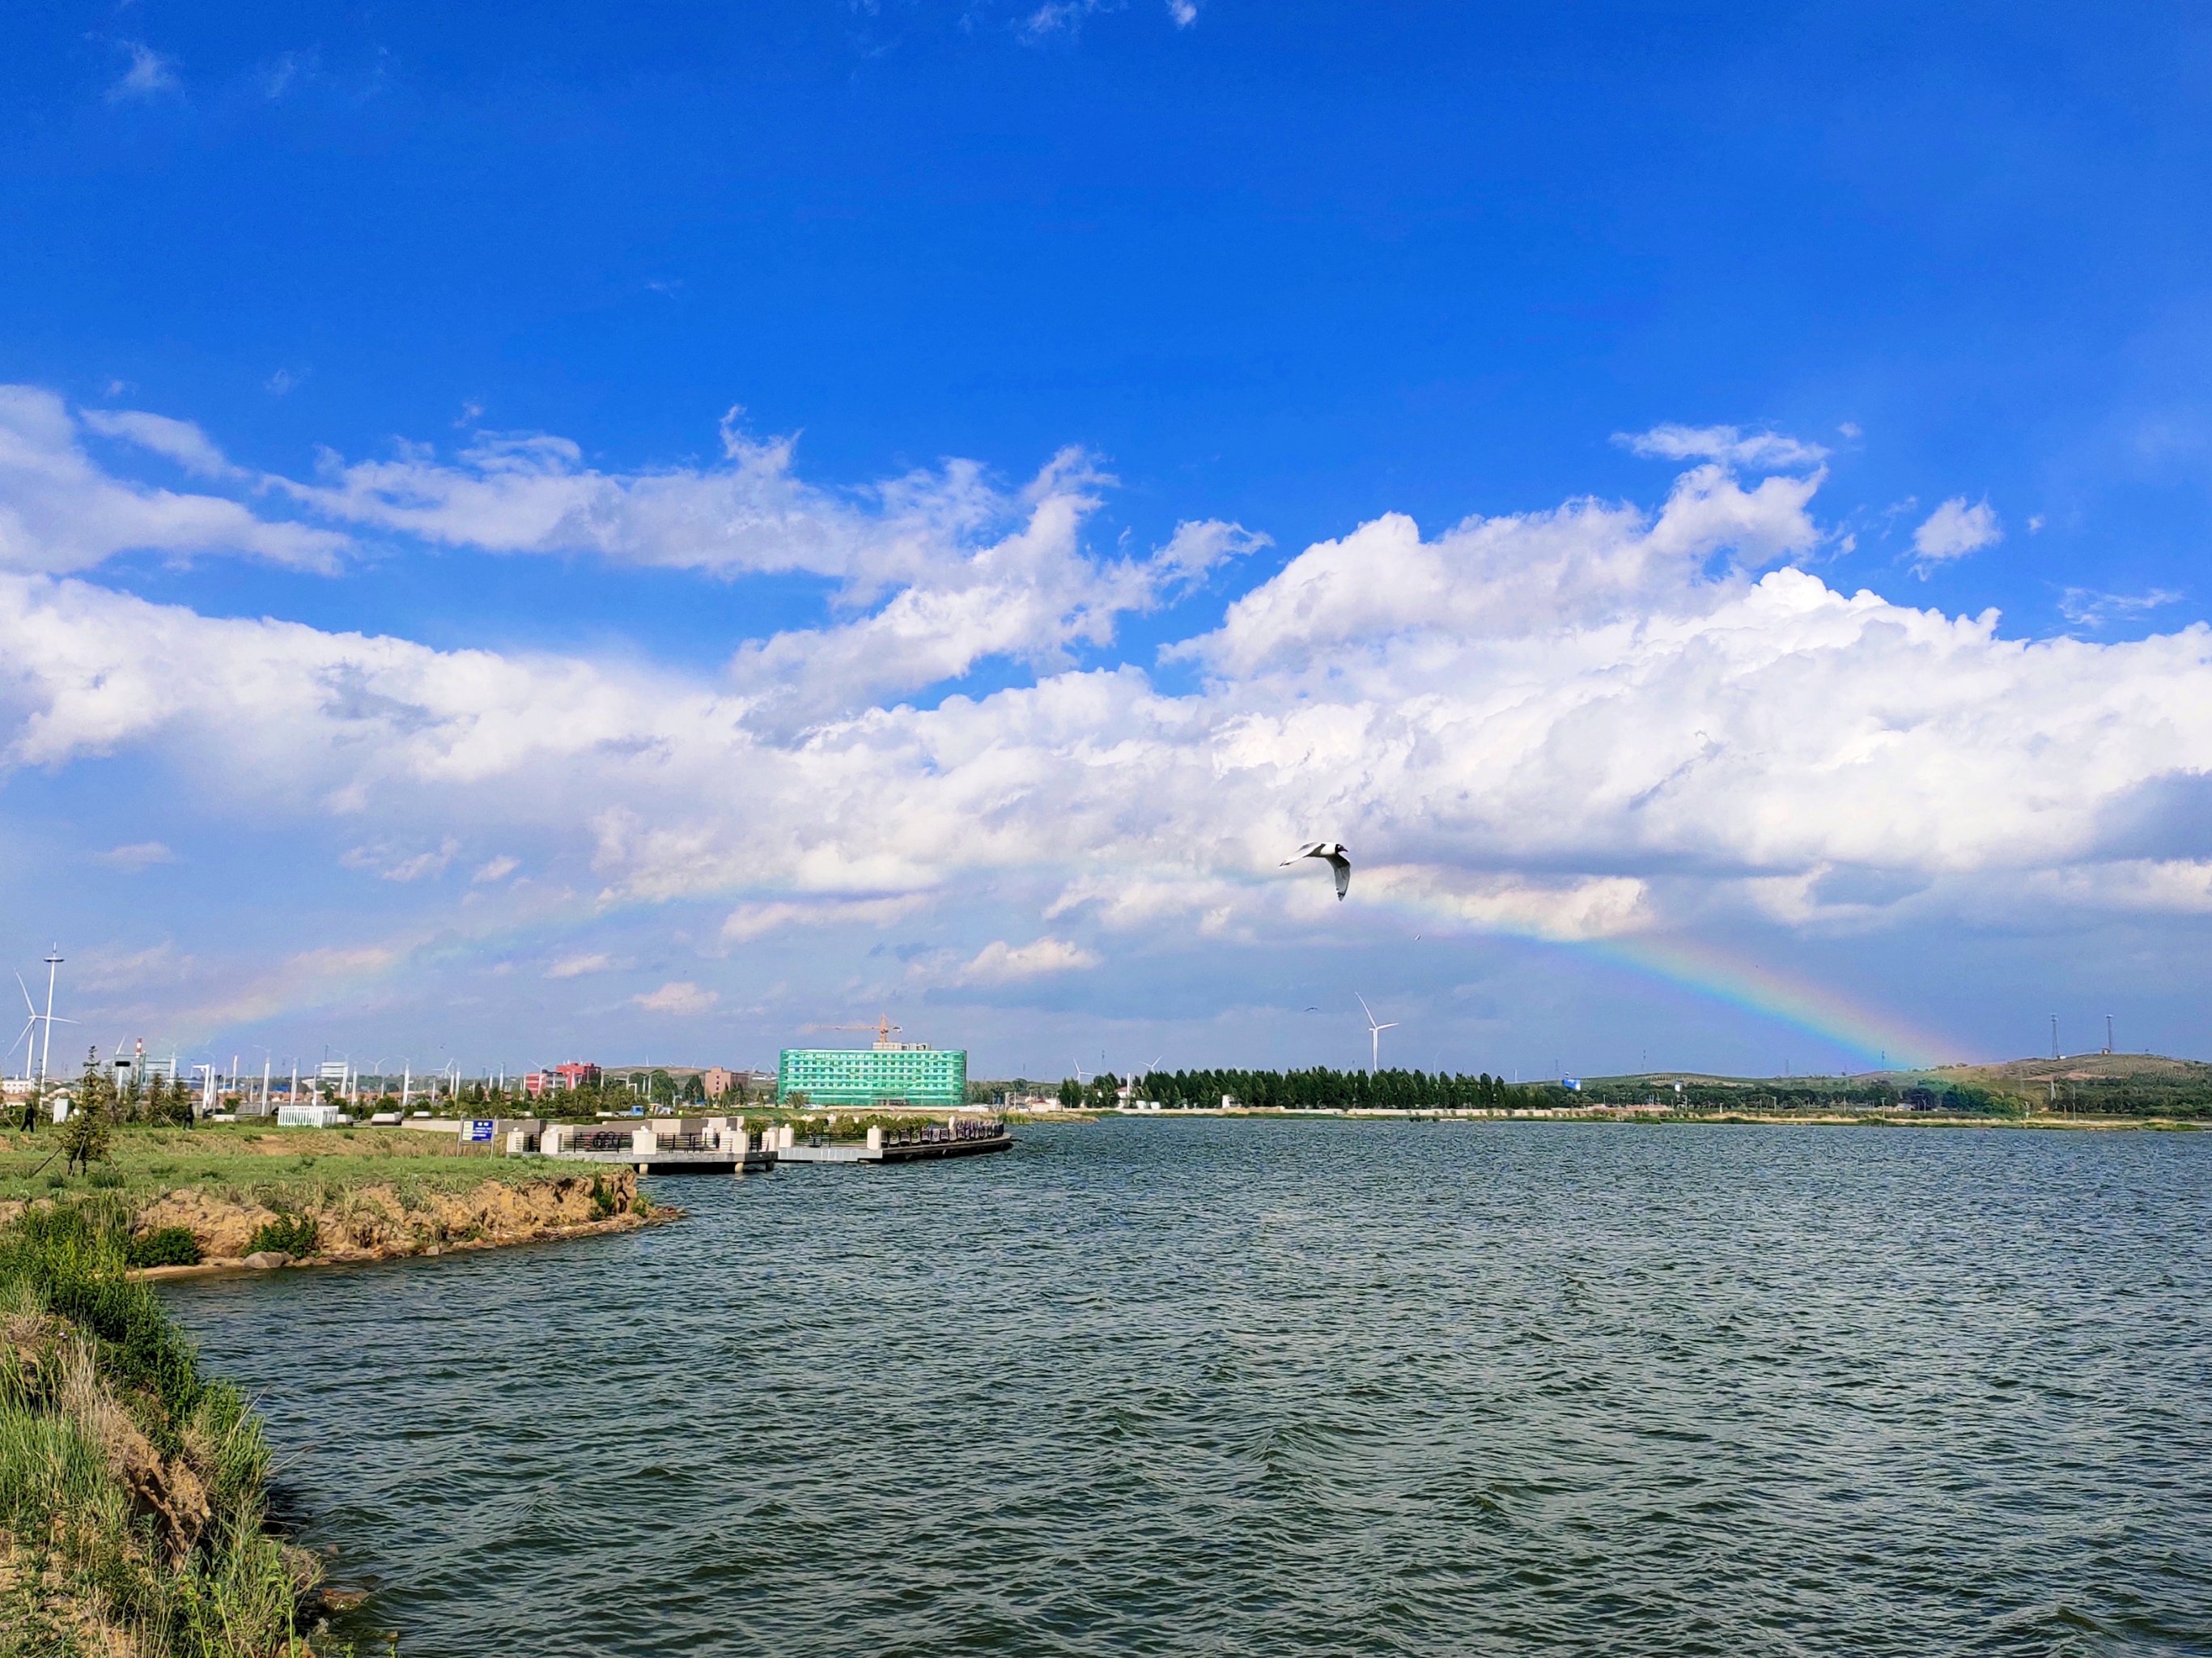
1577,1056 -> 2212,1119
1927,1053 -> 2212,1087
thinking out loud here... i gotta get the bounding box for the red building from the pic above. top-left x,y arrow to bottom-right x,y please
524,1061 -> 601,1097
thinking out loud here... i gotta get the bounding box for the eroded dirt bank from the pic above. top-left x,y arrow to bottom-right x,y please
112,1168 -> 656,1275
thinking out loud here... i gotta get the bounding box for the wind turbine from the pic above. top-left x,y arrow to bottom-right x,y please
7,996 -> 34,1073
16,955 -> 74,1092
1356,994 -> 1398,1076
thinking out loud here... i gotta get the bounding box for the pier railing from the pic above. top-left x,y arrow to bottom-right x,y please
567,1129 -> 732,1154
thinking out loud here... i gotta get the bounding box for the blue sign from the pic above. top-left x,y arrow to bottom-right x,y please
464,1119 -> 497,1142
1562,1077 -> 1582,1091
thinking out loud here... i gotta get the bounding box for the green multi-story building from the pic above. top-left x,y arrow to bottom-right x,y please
777,1041 -> 967,1107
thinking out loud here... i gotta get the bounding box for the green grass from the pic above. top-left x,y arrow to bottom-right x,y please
243,1214 -> 319,1260
0,1121 -> 566,1209
0,1203 -> 319,1655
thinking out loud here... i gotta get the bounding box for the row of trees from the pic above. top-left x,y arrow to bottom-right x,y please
442,1075 -> 766,1120
13,1048 -> 197,1137
1059,1067 -> 1560,1112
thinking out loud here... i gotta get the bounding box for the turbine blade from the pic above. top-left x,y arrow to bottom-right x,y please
15,975 -> 32,1017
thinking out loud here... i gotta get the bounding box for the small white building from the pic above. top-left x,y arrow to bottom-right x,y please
277,1103 -> 347,1129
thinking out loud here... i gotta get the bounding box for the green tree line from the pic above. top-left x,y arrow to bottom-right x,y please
1059,1067 -> 1560,1112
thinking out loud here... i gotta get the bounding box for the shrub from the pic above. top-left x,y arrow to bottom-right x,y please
589,1176 -> 617,1220
0,1205 -> 202,1419
244,1213 -> 319,1259
125,1226 -> 202,1269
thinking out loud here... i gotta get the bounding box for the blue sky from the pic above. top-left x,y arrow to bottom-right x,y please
2,1 -> 2210,1082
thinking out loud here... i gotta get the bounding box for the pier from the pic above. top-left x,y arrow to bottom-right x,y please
533,1115 -> 1013,1173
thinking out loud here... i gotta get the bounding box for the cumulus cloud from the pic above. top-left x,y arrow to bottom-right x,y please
1183,462 -> 1820,677
953,937 -> 1102,983
635,980 -> 719,1014
272,408 -> 975,586
1911,497 -> 2002,572
472,854 -> 520,883
1168,0 -> 1199,22
0,392 -> 1263,725
4,415 -> 2210,1014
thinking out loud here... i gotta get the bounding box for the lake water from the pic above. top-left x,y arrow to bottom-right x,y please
165,1120 -> 2212,1656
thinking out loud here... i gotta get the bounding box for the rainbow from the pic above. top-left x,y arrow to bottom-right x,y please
1580,933 -> 1957,1072
150,874 -> 1964,1076
1354,877 -> 1963,1073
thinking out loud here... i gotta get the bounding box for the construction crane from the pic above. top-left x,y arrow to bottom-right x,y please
804,1015 -> 905,1049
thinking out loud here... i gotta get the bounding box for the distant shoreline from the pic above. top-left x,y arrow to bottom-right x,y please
1081,1108 -> 2204,1131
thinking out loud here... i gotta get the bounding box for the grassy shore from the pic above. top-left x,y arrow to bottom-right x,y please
0,1124 -> 656,1274
0,1123 -> 559,1210
0,1202 -> 321,1656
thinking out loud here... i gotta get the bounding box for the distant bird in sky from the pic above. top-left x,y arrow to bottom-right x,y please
1281,841 -> 1351,899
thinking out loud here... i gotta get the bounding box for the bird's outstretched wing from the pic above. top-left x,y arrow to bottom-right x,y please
1325,851 -> 1351,899
1279,840 -> 1352,899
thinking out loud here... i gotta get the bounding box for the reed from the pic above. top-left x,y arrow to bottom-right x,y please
0,1204 -> 320,1656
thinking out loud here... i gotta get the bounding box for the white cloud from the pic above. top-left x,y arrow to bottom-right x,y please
2059,587 -> 2183,629
0,387 -> 346,573
90,840 -> 176,871
472,854 -> 520,883
1182,462 -> 1820,677
1168,0 -> 1199,24
1,391 -> 1253,725
720,895 -> 930,942
79,409 -> 233,478
1616,424 -> 1830,471
1020,1 -> 1110,40
953,937 -> 1102,984
107,42 -> 178,104
546,951 -> 616,979
634,980 -> 719,1014
1911,497 -> 2002,572
1148,518 -> 1268,589
6,424 -> 2212,1007
342,838 -> 459,883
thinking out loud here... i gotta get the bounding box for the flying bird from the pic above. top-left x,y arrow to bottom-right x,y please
1280,841 -> 1351,900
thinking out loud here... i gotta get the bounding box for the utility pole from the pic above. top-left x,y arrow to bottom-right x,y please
2050,1014 -> 2059,1061
2104,1014 -> 2113,1056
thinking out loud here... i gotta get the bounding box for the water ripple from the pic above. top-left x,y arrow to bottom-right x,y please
166,1121 -> 2212,1656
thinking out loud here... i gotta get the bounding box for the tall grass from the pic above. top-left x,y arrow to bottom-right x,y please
0,1203 -> 316,1656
